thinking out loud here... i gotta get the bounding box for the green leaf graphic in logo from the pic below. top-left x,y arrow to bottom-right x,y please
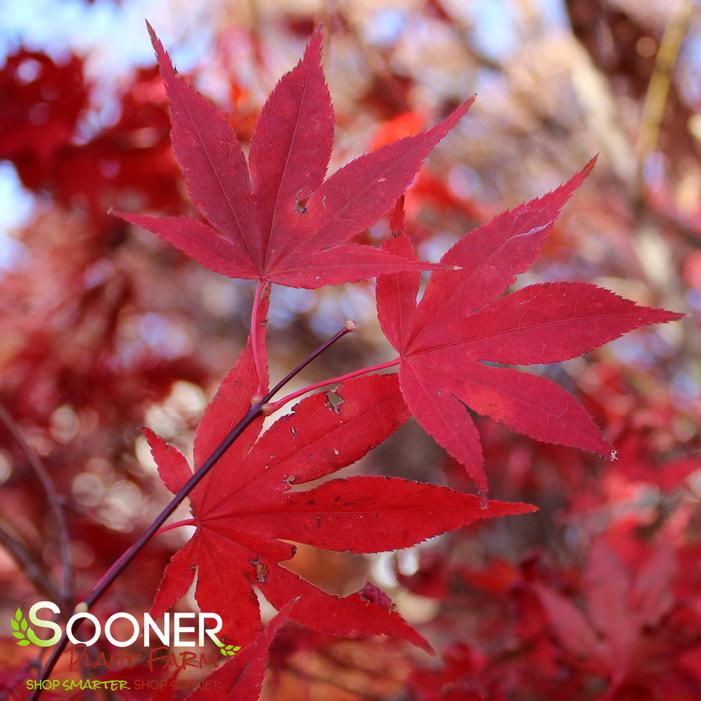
10,608 -> 52,648
215,639 -> 241,657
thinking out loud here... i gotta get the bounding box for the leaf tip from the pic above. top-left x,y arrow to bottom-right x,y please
145,20 -> 175,80
660,309 -> 686,323
425,95 -> 475,144
294,24 -> 326,82
584,153 -> 599,172
144,18 -> 160,52
306,23 -> 325,56
489,500 -> 539,517
109,208 -> 131,224
142,427 -> 167,462
633,304 -> 686,330
568,155 -> 598,190
109,209 -> 149,231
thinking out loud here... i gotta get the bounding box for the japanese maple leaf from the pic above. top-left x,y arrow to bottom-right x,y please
535,539 -> 677,694
376,160 -> 683,494
152,600 -> 296,701
186,600 -> 297,701
145,338 -> 533,651
114,24 -> 472,288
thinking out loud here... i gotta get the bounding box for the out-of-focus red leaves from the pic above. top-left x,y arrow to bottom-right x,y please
0,50 -> 182,219
48,66 -> 182,217
0,50 -> 88,171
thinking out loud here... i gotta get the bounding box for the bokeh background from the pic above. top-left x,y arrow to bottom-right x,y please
1,1 -> 701,699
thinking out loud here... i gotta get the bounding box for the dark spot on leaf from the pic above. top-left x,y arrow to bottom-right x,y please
359,582 -> 394,611
295,191 -> 308,214
325,390 -> 344,414
249,556 -> 268,584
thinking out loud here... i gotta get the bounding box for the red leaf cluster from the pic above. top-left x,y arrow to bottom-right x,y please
0,11 -> 695,701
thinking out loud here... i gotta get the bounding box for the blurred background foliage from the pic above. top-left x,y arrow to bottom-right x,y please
0,1 -> 700,699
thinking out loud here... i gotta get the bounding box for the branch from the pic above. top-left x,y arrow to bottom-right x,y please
0,522 -> 62,603
29,322 -> 355,700
637,0 -> 694,176
0,405 -> 73,607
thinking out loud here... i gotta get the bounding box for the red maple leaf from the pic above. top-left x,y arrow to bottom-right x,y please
145,337 -> 533,651
151,600 -> 297,701
535,538 -> 678,694
186,599 -> 297,701
375,161 -> 683,494
115,24 -> 472,288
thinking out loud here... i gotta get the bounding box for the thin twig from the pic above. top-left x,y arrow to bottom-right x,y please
637,0 -> 694,177
265,357 -> 399,413
0,405 -> 73,608
0,523 -> 62,603
631,1 -> 694,312
29,323 -> 354,700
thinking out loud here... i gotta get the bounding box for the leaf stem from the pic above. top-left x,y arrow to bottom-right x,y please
28,323 -> 354,700
251,280 -> 269,396
154,518 -> 198,537
265,357 -> 400,413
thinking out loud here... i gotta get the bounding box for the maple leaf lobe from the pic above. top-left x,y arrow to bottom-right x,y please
116,24 -> 473,289
147,346 -> 533,651
376,159 -> 682,493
